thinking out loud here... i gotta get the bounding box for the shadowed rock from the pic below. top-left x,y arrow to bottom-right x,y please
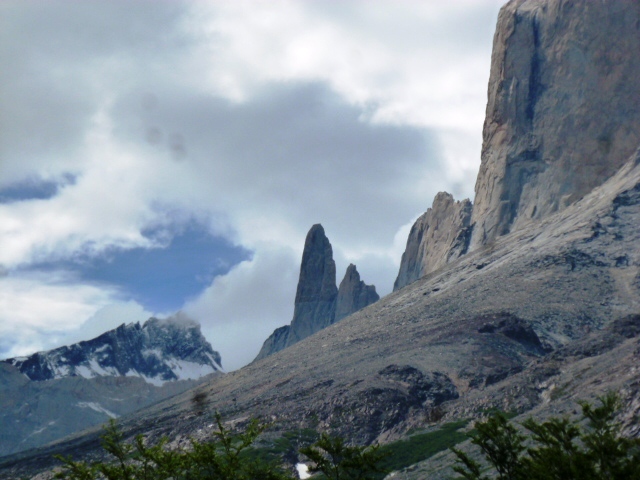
336,264 -> 379,322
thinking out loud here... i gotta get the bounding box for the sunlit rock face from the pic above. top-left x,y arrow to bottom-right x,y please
394,192 -> 472,291
3,315 -> 223,385
470,0 -> 640,249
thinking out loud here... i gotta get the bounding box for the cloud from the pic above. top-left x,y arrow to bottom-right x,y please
0,1 -> 504,369
184,244 -> 299,371
0,271 -> 120,358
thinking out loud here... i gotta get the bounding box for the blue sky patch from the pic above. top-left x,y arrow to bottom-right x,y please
0,174 -> 76,203
26,223 -> 252,312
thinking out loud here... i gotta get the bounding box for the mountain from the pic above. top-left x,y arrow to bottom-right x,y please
0,316 -> 222,458
2,0 -> 639,478
3,315 -> 222,385
254,224 -> 379,360
469,0 -> 640,249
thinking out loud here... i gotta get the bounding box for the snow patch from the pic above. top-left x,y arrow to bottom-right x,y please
296,463 -> 311,479
206,353 -> 224,373
166,358 -> 216,381
94,344 -> 110,353
77,402 -> 118,419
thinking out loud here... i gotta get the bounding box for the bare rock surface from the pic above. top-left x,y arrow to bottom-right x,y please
470,0 -> 640,249
3,2 -> 640,477
394,192 -> 472,291
335,264 -> 379,322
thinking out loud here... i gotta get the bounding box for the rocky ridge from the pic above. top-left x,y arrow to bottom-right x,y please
2,0 -> 640,477
0,316 -> 222,458
3,315 -> 222,385
336,264 -> 380,322
255,224 -> 379,360
394,193 -> 472,291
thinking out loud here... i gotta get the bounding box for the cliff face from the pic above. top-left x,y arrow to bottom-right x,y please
394,193 -> 472,291
336,264 -> 380,322
255,225 -> 379,361
470,0 -> 640,249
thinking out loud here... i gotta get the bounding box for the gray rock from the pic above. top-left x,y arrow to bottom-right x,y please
286,224 -> 338,346
335,264 -> 379,322
255,226 -> 380,361
394,192 -> 473,291
253,224 -> 338,361
253,325 -> 291,362
470,0 -> 640,250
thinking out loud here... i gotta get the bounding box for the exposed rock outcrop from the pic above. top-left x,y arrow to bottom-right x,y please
255,225 -> 379,361
470,0 -> 640,249
335,264 -> 379,322
394,192 -> 473,291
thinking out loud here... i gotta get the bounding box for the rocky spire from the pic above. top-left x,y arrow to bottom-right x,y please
286,224 -> 338,346
394,192 -> 473,291
335,264 -> 380,322
254,225 -> 379,361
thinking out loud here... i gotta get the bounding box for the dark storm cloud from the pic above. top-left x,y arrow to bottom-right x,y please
110,81 -> 442,247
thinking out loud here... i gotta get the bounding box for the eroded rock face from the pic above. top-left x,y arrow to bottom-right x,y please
335,264 -> 379,322
253,325 -> 290,362
394,192 -> 473,291
470,0 -> 640,249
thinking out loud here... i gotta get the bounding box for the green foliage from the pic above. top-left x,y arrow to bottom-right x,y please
54,414 -> 296,480
451,392 -> 640,480
378,420 -> 468,473
299,433 -> 389,480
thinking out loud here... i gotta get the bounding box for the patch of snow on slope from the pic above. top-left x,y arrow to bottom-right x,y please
77,402 -> 118,419
206,353 -> 224,373
94,344 -> 110,353
166,358 -> 216,381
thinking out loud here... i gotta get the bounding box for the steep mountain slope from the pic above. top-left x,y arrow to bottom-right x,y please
470,0 -> 640,248
0,316 -> 222,457
4,151 -> 638,478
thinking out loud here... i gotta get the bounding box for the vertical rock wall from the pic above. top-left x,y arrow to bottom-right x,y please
470,0 -> 640,249
254,225 -> 379,361
336,264 -> 380,322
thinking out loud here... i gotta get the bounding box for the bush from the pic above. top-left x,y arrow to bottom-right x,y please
54,414 -> 295,480
451,392 -> 640,480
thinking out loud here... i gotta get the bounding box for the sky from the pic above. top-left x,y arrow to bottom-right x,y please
0,0 -> 505,371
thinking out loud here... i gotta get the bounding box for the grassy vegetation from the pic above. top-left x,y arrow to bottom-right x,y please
377,419 -> 469,473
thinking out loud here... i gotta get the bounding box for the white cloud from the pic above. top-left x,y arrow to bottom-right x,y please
0,1 -> 504,369
184,244 -> 299,371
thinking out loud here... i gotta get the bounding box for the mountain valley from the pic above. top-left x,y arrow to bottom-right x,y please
1,0 -> 639,478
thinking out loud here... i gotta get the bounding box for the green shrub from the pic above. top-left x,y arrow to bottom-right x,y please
451,393 -> 640,480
